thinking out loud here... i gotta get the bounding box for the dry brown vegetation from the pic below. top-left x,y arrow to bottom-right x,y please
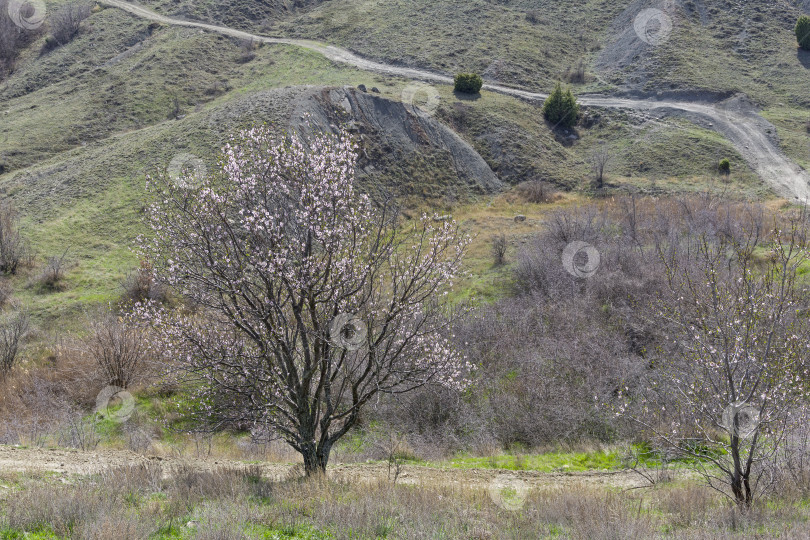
369,194 -> 799,456
1,464 -> 809,539
0,194 -> 809,536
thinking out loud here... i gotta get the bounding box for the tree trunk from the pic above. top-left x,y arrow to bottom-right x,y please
301,441 -> 330,476
729,439 -> 753,509
730,470 -> 753,509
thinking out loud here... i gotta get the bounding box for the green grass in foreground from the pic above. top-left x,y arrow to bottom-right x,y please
436,450 -> 623,472
354,443 -> 724,473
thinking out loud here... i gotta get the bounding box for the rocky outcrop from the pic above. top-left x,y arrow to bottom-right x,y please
288,86 -> 502,199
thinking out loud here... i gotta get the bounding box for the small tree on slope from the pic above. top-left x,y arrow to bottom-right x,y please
543,82 -> 579,129
796,15 -> 810,51
620,217 -> 810,508
137,127 -> 472,475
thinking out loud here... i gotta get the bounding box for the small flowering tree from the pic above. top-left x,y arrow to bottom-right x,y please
623,219 -> 810,507
138,127 -> 472,475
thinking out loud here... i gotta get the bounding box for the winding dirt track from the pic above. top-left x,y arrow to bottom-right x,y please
0,444 -> 648,492
97,0 -> 810,201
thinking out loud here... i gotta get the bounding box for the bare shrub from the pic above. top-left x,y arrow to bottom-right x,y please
58,414 -> 101,451
621,442 -> 673,486
124,424 -> 156,454
491,234 -> 507,266
370,431 -> 414,483
6,485 -> 107,536
564,59 -> 587,84
590,142 -> 611,188
455,296 -> 642,447
769,407 -> 810,498
83,310 -> 149,388
48,2 -> 92,47
237,38 -> 257,63
167,92 -> 183,120
0,311 -> 29,380
37,248 -> 70,291
0,279 -> 13,308
121,260 -> 166,305
0,336 -> 103,445
364,194 -> 791,458
516,179 -> 559,204
0,202 -> 27,275
656,483 -> 717,528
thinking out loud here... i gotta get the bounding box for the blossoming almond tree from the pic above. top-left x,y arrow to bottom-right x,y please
137,127 -> 472,475
623,217 -> 810,507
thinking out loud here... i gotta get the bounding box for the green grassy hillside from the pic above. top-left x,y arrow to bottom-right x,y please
0,0 -> 796,326
138,0 -> 810,105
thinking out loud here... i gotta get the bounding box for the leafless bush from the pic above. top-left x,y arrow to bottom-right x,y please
59,414 -> 101,451
621,442 -> 673,486
48,2 -> 92,47
237,38 -> 257,63
0,202 -> 27,275
590,142 -> 611,188
0,336 -> 105,445
491,234 -> 507,265
656,483 -> 716,529
167,93 -> 183,120
564,59 -> 587,83
0,279 -> 13,307
372,431 -> 413,483
6,485 -> 109,536
516,179 -> 559,204
525,9 -> 542,24
0,311 -> 29,380
454,297 -> 643,447
37,248 -> 70,291
83,310 -> 149,388
771,408 -> 810,498
121,260 -> 166,305
124,424 -> 156,454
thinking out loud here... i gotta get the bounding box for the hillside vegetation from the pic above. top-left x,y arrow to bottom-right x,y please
2,1 -> 810,537
0,1 -> 774,325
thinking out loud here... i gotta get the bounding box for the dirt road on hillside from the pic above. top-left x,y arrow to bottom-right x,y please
97,0 -> 810,201
0,444 -> 649,491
